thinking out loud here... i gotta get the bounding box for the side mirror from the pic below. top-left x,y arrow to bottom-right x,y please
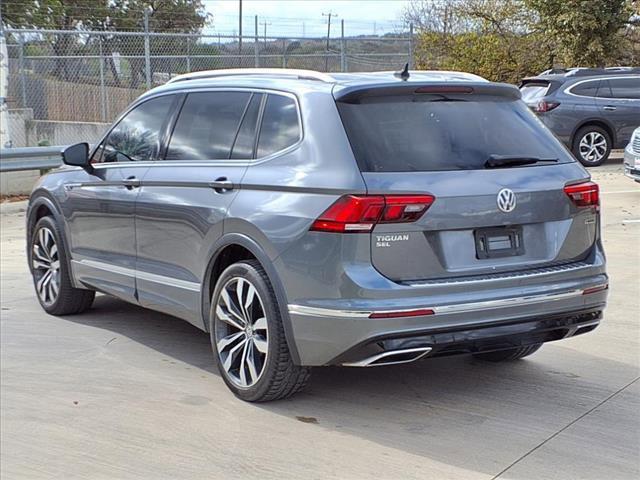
62,143 -> 93,172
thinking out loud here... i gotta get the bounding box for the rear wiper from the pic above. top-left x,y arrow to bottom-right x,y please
484,155 -> 558,169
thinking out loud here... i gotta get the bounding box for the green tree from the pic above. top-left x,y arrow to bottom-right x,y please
526,0 -> 634,67
1,1 -> 209,84
414,0 -> 550,83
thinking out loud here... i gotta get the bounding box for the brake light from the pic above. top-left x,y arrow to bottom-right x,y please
564,181 -> 599,208
310,194 -> 435,233
534,100 -> 560,112
415,86 -> 474,94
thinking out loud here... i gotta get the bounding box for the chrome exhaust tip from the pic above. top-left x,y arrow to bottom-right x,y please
342,346 -> 432,367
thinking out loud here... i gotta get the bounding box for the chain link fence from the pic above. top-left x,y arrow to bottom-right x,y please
3,25 -> 414,146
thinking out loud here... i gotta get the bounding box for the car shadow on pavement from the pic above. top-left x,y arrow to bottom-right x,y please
63,294 -> 639,478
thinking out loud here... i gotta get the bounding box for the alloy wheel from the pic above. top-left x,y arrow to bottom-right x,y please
578,131 -> 607,164
214,277 -> 269,388
32,227 -> 60,306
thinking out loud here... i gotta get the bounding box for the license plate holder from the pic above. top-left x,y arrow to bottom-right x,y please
474,226 -> 525,259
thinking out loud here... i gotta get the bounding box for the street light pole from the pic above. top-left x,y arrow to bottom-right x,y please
322,12 -> 338,72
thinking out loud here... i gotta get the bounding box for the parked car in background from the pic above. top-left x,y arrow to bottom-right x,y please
520,68 -> 640,167
624,127 -> 640,182
27,69 -> 608,402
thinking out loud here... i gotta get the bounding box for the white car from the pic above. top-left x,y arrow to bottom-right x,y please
624,127 -> 640,182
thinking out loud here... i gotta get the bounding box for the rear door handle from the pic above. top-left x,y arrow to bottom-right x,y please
603,105 -> 617,111
122,176 -> 141,189
209,177 -> 234,193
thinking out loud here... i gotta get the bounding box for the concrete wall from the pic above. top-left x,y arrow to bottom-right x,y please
2,110 -> 109,196
7,109 -> 108,148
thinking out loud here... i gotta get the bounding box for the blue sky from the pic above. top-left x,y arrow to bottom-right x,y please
202,0 -> 412,37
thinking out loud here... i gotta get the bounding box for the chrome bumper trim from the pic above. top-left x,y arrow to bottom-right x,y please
289,285 -> 606,319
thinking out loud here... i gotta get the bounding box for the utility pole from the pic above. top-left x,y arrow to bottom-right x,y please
143,6 -> 152,88
238,0 -> 243,66
322,12 -> 338,72
260,20 -> 271,47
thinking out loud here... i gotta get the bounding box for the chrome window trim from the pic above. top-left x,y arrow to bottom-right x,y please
71,259 -> 201,292
288,285 -> 606,319
565,75 -> 640,100
90,87 -> 304,168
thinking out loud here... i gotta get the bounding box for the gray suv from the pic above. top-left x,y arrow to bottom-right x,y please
27,69 -> 608,402
520,68 -> 640,166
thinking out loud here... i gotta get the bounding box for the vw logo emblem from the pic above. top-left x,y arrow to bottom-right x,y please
497,188 -> 516,213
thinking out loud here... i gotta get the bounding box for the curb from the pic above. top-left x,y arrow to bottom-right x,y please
0,200 -> 29,215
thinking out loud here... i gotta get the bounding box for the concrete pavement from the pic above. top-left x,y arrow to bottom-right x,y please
1,163 -> 638,480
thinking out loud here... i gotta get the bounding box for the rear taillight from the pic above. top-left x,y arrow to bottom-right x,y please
564,181 -> 599,208
534,100 -> 560,113
310,194 -> 435,233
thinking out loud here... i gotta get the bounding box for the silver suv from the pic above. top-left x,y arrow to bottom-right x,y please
27,69 -> 608,402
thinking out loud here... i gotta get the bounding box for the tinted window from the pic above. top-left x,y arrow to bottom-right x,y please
570,80 -> 600,97
337,96 -> 573,172
257,95 -> 300,157
608,78 -> 640,99
520,82 -> 549,103
96,95 -> 174,163
231,93 -> 263,159
166,92 -> 250,160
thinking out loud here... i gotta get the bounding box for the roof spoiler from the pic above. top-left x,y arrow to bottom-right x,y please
334,82 -> 521,102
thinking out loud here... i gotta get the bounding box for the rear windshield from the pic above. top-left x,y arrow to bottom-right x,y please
519,82 -> 550,103
337,95 -> 572,172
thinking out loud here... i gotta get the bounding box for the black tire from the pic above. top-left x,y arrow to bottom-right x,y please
572,125 -> 612,167
473,343 -> 543,362
209,260 -> 310,402
28,216 -> 95,315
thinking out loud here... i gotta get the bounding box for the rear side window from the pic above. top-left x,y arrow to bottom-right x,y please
96,95 -> 175,163
231,93 -> 263,159
337,95 -> 573,172
601,78 -> 640,100
570,80 -> 600,97
256,95 -> 300,158
166,91 -> 250,160
519,82 -> 549,103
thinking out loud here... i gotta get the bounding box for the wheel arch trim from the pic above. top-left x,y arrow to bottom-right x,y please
26,191 -> 82,288
571,118 -> 617,148
201,233 -> 301,364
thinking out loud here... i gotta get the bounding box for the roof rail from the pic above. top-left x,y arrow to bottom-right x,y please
166,68 -> 335,84
540,67 -> 640,77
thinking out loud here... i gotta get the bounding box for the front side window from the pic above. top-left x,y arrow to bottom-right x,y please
256,95 -> 301,158
570,80 -> 600,97
95,95 -> 175,163
166,91 -> 251,160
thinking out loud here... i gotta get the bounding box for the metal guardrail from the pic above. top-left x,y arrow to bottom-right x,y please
0,146 -> 65,173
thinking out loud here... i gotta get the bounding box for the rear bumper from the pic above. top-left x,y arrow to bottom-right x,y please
330,307 -> 603,366
286,264 -> 608,366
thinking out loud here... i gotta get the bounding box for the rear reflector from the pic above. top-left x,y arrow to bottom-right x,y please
310,194 -> 435,233
582,284 -> 608,295
369,308 -> 435,319
564,181 -> 599,208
